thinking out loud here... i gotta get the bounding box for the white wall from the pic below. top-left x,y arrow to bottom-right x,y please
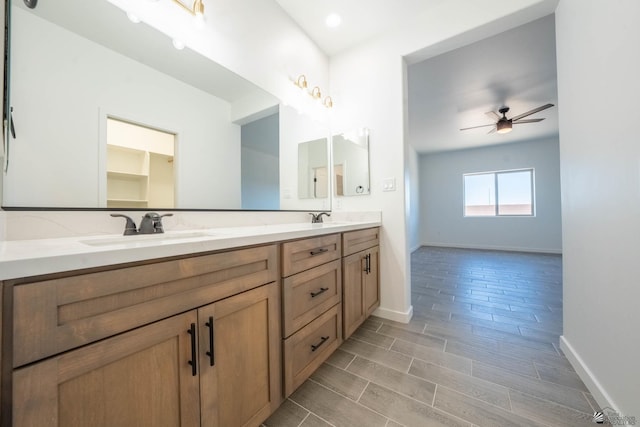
556,0 -> 640,416
6,7 -> 240,209
419,138 -> 562,253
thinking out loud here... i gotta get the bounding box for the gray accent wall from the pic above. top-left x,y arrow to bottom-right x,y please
419,137 -> 562,253
241,113 -> 279,210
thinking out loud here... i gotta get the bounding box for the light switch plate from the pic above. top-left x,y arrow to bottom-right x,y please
382,178 -> 396,192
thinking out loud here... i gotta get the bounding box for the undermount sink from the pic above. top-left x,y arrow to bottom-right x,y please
81,231 -> 214,246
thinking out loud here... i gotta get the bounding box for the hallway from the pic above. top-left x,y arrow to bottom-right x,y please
266,247 -> 596,426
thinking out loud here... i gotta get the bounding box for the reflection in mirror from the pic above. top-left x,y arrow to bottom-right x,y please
298,138 -> 329,199
332,129 -> 370,196
3,0 -> 327,211
106,118 -> 175,209
241,112 -> 279,210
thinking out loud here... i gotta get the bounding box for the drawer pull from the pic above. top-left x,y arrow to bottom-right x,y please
205,316 -> 215,367
187,323 -> 197,376
310,248 -> 329,256
310,287 -> 329,298
311,336 -> 330,352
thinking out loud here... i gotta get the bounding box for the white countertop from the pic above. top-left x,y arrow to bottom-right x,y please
0,221 -> 380,281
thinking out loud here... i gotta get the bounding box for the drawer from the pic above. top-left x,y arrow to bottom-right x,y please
283,304 -> 342,397
12,245 -> 278,367
281,234 -> 341,277
343,227 -> 380,257
282,260 -> 341,338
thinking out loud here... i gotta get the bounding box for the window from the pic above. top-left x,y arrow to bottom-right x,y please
464,169 -> 534,216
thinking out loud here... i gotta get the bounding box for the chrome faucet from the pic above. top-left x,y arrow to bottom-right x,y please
309,212 -> 331,224
111,212 -> 174,235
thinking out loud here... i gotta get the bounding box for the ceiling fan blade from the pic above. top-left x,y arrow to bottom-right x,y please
513,118 -> 545,124
487,127 -> 497,134
511,103 -> 554,122
460,123 -> 496,131
485,111 -> 501,121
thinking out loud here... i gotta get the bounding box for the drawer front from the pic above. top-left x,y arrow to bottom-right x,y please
281,234 -> 341,277
282,260 -> 341,338
283,304 -> 342,397
343,228 -> 380,257
12,245 -> 278,367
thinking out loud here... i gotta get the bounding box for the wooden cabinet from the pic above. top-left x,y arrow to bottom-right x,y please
342,228 -> 380,339
198,282 -> 281,427
281,234 -> 343,397
13,312 -> 201,427
5,245 -> 280,427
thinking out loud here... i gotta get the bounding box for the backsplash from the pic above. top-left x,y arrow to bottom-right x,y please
0,210 -> 381,241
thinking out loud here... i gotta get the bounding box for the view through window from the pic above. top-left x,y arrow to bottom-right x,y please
464,169 -> 534,216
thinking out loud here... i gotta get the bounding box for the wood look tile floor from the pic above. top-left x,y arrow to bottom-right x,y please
265,247 -> 598,427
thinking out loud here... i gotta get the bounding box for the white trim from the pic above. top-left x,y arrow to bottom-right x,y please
420,242 -> 562,255
372,305 -> 413,324
559,335 -> 620,413
410,244 -> 422,253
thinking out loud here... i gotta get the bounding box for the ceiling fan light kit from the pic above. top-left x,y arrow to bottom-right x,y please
460,103 -> 554,135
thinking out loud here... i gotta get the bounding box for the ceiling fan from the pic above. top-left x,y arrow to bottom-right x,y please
460,103 -> 554,134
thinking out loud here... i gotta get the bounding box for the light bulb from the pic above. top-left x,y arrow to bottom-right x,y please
172,39 -> 185,50
127,12 -> 141,23
195,12 -> 206,29
194,0 -> 206,29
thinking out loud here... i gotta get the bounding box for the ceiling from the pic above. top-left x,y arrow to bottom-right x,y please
408,15 -> 558,153
274,0 -> 446,56
275,2 -> 559,154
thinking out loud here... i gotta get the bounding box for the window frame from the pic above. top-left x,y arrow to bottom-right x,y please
463,168 -> 535,217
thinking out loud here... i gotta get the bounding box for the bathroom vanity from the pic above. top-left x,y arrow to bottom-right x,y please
0,221 -> 380,427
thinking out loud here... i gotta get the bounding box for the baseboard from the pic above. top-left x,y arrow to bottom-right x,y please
420,241 -> 562,255
559,335 -> 619,413
410,244 -> 421,253
372,305 -> 413,324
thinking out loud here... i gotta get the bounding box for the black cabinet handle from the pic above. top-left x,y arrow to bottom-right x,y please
187,323 -> 197,376
364,253 -> 370,274
311,336 -> 330,352
310,287 -> 329,298
310,248 -> 329,256
205,316 -> 215,367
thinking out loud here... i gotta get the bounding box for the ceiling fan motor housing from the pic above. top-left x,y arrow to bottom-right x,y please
496,119 -> 513,133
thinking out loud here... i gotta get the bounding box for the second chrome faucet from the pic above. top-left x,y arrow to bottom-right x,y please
309,212 -> 330,224
111,212 -> 173,235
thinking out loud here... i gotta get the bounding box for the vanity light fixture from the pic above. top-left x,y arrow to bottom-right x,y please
171,0 -> 206,27
310,86 -> 322,100
294,74 -> 308,90
323,96 -> 333,108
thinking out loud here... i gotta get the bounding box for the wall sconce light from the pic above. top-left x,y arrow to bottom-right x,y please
294,75 -> 308,90
310,87 -> 322,100
172,0 -> 206,27
292,74 -> 334,108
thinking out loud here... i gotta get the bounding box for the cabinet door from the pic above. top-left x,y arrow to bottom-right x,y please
199,282 -> 281,427
364,246 -> 380,316
343,251 -> 366,339
12,312 -> 201,427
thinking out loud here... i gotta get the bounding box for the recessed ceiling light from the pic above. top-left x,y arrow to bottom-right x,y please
325,13 -> 341,28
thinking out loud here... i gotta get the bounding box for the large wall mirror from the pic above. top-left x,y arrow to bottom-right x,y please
2,0 -> 329,211
332,129 -> 370,196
